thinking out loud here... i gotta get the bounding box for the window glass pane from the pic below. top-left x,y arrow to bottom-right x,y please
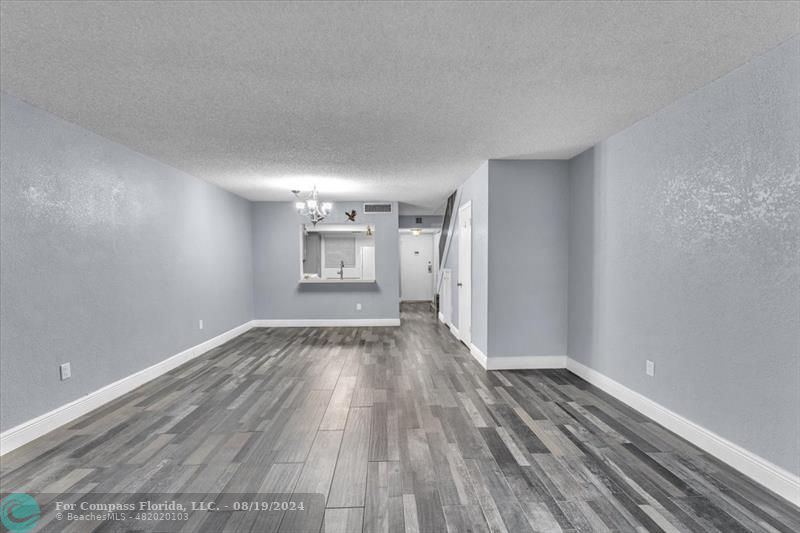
324,235 -> 356,267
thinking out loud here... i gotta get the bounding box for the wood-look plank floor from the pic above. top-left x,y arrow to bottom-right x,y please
2,303 -> 798,532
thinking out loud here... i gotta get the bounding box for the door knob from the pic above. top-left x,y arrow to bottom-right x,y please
457,282 -> 463,287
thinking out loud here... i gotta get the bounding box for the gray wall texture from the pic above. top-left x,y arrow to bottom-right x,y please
443,162 -> 489,354
567,38 -> 800,474
488,160 -> 569,358
443,160 -> 569,360
0,93 -> 254,431
252,202 -> 400,320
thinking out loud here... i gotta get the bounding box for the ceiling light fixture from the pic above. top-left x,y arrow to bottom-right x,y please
292,186 -> 332,225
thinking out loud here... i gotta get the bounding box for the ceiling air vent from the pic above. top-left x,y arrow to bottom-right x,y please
363,203 -> 392,214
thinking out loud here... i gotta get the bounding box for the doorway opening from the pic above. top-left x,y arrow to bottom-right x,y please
399,229 -> 438,303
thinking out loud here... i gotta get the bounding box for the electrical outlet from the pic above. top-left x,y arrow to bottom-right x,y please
199,319 -> 204,330
356,303 -> 362,311
60,362 -> 72,381
646,360 -> 655,377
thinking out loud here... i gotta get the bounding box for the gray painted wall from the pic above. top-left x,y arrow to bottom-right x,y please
399,215 -> 443,229
443,162 -> 489,354
442,160 -> 569,359
0,93 -> 254,431
567,38 -> 800,474
488,160 -> 569,358
567,151 -> 595,365
252,202 -> 400,320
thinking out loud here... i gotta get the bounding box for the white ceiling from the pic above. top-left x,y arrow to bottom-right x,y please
1,1 -> 798,211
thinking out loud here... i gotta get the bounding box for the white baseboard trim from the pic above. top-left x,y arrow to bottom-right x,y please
252,318 -> 400,327
0,320 -> 255,456
440,318 -> 799,504
4,318 -> 795,506
448,322 -> 460,339
442,321 -> 486,368
438,312 -> 445,323
565,358 -> 800,506
442,319 -> 566,372
486,355 -> 567,370
469,343 -> 488,369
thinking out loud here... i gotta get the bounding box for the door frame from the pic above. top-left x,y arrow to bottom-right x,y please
457,202 -> 472,345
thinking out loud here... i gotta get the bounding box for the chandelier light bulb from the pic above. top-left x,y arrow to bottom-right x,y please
292,185 -> 333,225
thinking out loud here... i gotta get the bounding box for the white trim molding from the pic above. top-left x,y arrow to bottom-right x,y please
448,323 -> 460,339
469,343 -> 488,369
442,320 -> 485,368
439,306 -> 800,505
565,358 -> 800,506
438,312 -> 446,323
252,318 -> 400,328
486,355 -> 567,370
0,320 -> 255,456
463,346 -> 566,371
7,314 -> 795,506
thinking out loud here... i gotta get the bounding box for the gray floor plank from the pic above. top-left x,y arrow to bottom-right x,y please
1,303 -> 796,533
327,407 -> 372,508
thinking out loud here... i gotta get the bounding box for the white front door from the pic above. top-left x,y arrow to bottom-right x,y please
400,232 -> 434,301
457,202 -> 472,344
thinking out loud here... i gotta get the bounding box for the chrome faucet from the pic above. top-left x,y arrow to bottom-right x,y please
337,260 -> 344,280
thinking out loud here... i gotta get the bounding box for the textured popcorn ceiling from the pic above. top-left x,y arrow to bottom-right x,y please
1,1 -> 798,209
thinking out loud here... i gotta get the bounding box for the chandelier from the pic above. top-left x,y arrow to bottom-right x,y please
292,186 -> 332,225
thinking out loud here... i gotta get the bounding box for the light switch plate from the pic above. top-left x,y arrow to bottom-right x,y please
356,303 -> 362,311
199,319 -> 204,330
60,362 -> 72,381
646,360 -> 655,377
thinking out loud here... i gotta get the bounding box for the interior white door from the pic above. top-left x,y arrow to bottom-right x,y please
457,203 -> 472,344
400,233 -> 434,301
